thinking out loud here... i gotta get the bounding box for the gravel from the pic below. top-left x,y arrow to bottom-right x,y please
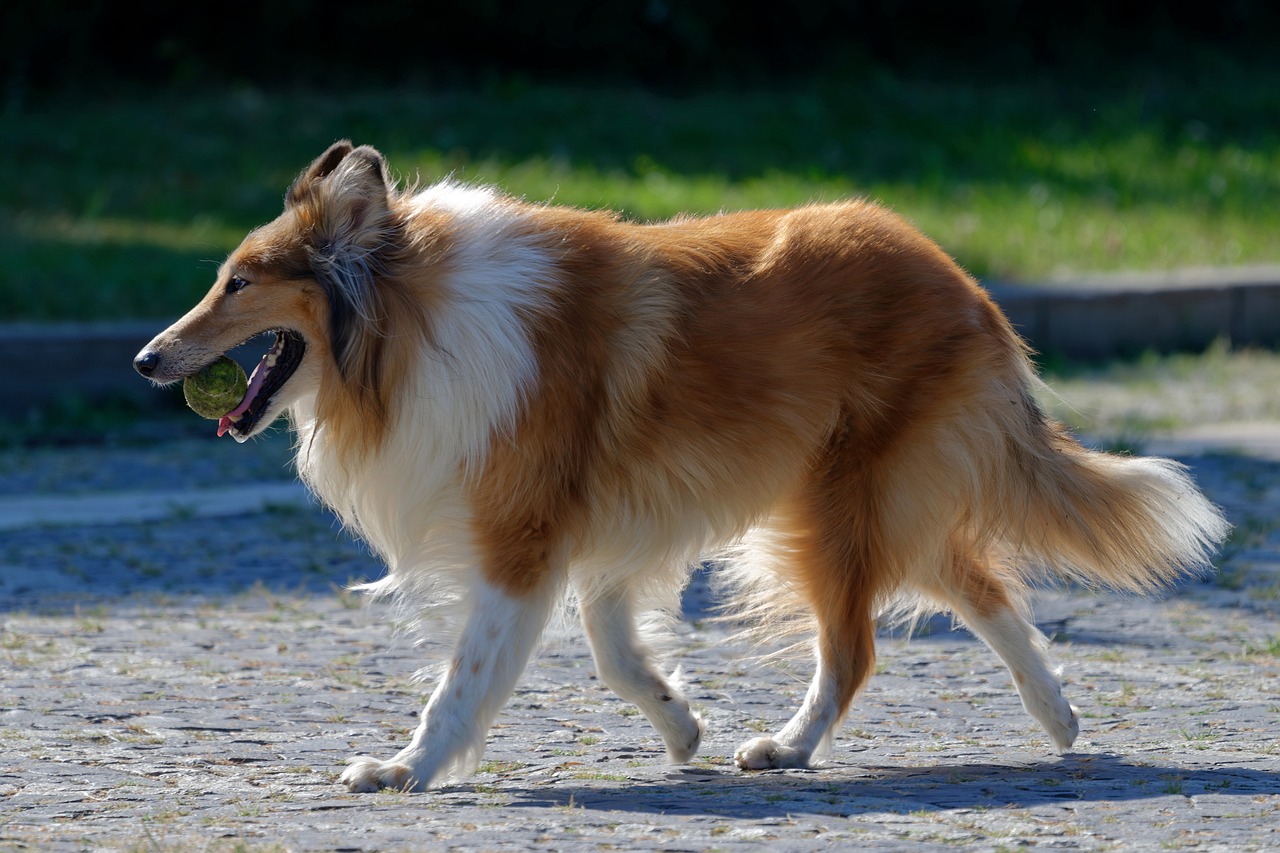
2,431 -> 1278,851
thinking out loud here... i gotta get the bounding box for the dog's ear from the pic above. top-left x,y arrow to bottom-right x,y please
344,145 -> 391,190
324,145 -> 393,236
297,144 -> 398,382
287,140 -> 355,207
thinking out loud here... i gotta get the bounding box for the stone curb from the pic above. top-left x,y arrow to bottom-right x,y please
5,266 -> 1280,416
986,265 -> 1280,361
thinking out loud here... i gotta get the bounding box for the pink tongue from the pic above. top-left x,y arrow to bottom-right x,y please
215,354 -> 271,437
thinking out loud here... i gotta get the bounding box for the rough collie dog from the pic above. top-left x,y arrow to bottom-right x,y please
135,141 -> 1228,792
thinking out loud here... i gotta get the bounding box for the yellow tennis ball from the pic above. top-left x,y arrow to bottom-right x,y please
183,355 -> 249,419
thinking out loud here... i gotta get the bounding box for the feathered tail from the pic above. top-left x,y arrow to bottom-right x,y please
990,379 -> 1229,593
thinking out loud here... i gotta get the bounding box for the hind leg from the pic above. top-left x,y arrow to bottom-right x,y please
734,500 -> 881,770
733,436 -> 907,773
922,554 -> 1080,752
579,583 -> 704,762
733,610 -> 876,770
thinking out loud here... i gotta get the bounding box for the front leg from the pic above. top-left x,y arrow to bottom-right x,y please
579,582 -> 705,763
342,576 -> 559,792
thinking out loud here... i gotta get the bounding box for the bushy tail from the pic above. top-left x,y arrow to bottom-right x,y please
995,385 -> 1230,592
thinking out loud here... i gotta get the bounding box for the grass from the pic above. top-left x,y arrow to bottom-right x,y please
1036,341 -> 1280,440
1239,636 -> 1280,658
3,64 -> 1279,321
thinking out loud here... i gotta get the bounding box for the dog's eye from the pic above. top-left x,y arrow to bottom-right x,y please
226,275 -> 250,294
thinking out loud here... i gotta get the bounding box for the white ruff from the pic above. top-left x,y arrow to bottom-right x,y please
292,182 -> 557,612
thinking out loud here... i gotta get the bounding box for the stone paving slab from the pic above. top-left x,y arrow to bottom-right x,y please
0,482 -> 310,532
2,444 -> 1279,851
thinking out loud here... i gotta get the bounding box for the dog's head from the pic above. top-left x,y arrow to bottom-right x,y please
134,140 -> 407,441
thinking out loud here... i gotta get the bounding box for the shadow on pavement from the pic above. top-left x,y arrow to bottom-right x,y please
496,754 -> 1279,816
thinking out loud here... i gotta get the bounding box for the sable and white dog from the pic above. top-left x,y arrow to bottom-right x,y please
135,141 -> 1228,792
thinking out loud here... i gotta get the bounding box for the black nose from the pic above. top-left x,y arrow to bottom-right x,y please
134,350 -> 160,377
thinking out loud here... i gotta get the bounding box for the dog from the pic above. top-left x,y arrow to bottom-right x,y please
135,140 -> 1229,792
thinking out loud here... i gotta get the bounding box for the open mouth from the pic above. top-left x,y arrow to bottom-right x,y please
217,330 -> 306,440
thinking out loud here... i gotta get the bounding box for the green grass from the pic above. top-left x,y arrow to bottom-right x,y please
1037,341 -> 1280,439
2,67 -> 1278,321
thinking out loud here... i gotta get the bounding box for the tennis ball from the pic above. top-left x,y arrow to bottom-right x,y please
183,355 -> 249,419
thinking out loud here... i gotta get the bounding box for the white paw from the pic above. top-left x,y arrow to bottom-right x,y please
665,710 -> 706,764
340,755 -> 426,793
734,736 -> 810,771
1023,684 -> 1080,753
1046,703 -> 1081,754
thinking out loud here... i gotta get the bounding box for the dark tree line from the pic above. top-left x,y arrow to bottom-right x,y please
4,0 -> 1276,94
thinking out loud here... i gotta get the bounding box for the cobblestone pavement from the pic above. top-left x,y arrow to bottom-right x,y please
2,425 -> 1278,851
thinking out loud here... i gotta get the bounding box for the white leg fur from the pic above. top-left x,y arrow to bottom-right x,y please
341,579 -> 558,792
579,586 -> 704,762
955,604 -> 1080,752
734,652 -> 840,770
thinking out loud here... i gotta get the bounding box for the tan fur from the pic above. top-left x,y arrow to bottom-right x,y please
137,141 -> 1229,789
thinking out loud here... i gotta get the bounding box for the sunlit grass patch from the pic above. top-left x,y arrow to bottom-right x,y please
1038,342 -> 1280,439
2,71 -> 1277,320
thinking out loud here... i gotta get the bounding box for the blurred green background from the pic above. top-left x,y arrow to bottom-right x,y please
2,1 -> 1278,321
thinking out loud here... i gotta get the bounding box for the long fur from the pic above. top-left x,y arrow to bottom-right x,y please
138,141 -> 1230,790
